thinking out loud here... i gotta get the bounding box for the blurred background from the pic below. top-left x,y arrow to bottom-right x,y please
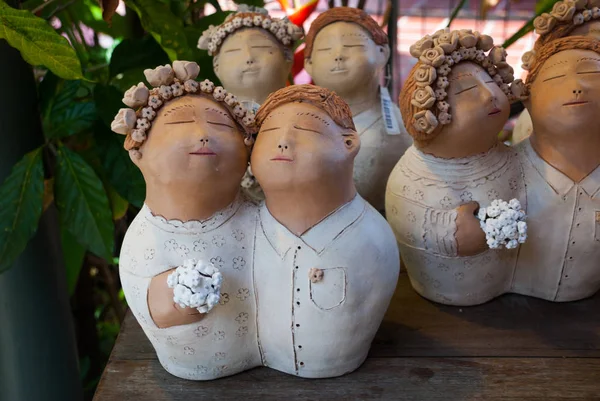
0,0 -> 550,399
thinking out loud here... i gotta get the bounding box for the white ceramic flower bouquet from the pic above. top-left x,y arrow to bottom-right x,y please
477,199 -> 527,250
167,259 -> 223,313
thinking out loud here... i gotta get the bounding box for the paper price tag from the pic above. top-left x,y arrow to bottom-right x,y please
380,86 -> 401,135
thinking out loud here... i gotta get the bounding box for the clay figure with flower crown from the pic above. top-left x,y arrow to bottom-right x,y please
385,29 -> 528,306
513,0 -> 600,144
250,84 -> 399,378
197,4 -> 303,202
111,61 -> 262,380
304,7 -> 412,212
511,36 -> 600,301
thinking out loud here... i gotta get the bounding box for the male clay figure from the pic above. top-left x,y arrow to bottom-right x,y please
251,85 -> 400,378
386,29 -> 526,305
512,35 -> 600,301
112,62 -> 261,379
198,4 -> 303,106
304,7 -> 412,212
512,0 -> 600,144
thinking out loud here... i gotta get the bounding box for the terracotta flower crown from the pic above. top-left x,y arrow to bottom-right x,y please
408,28 -> 520,135
522,0 -> 600,71
197,4 -> 304,56
110,61 -> 257,158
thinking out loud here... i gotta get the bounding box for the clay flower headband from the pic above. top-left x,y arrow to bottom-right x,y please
110,61 -> 257,158
408,28 -> 519,135
522,0 -> 600,70
197,4 -> 304,56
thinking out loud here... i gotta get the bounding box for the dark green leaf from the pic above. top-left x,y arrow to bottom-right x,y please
55,144 -> 114,260
503,18 -> 535,48
109,35 -> 170,78
0,0 -> 83,79
447,0 -> 468,28
45,102 -> 97,139
127,0 -> 193,61
61,228 -> 86,295
0,147 -> 44,273
94,124 -> 145,208
110,66 -> 148,93
536,0 -> 558,14
94,84 -> 124,127
184,26 -> 219,84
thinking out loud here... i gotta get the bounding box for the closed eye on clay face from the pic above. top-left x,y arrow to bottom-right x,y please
543,74 -> 566,82
293,124 -> 321,134
454,85 -> 477,95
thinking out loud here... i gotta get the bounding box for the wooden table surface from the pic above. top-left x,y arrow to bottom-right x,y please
94,271 -> 600,400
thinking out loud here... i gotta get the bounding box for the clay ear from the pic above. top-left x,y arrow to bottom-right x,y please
343,130 -> 360,156
377,44 -> 390,67
304,58 -> 313,76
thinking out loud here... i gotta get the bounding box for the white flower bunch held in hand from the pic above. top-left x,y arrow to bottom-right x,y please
167,259 -> 223,313
477,199 -> 527,250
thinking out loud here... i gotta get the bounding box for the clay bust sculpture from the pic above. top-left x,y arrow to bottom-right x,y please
304,7 -> 413,212
111,62 -> 262,380
511,36 -> 600,301
197,4 -> 303,106
512,0 -> 600,144
250,84 -> 400,378
386,29 -> 527,306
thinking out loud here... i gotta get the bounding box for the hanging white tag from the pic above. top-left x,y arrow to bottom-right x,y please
380,86 -> 401,135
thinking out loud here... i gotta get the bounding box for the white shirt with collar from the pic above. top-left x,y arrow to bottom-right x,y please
352,98 -> 413,211
253,195 -> 400,378
513,138 -> 600,301
119,194 -> 262,380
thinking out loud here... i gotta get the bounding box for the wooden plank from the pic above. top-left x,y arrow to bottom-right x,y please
94,357 -> 600,401
111,272 -> 600,361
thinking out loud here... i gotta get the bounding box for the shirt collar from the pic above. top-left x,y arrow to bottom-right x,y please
259,195 -> 366,259
522,139 -> 600,197
143,192 -> 245,234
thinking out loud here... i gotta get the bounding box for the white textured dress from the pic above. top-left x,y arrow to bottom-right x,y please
385,144 -> 526,305
253,195 -> 400,378
119,194 -> 262,380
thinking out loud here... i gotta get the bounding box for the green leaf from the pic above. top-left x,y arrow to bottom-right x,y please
503,18 -> 535,48
61,228 -> 86,296
535,0 -> 558,14
0,0 -> 83,79
94,84 -> 124,127
127,0 -> 193,61
94,124 -> 145,208
45,102 -> 97,139
0,147 -> 45,273
54,144 -> 114,260
447,0 -> 468,28
109,35 -> 170,78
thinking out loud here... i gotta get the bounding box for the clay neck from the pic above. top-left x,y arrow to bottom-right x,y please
226,82 -> 284,106
530,131 -> 600,183
340,76 -> 381,117
419,133 -> 499,160
263,180 -> 356,236
144,182 -> 239,222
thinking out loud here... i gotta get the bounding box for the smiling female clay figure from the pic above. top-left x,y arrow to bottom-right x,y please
511,36 -> 600,301
304,7 -> 412,212
386,29 -> 526,306
250,84 -> 399,378
513,0 -> 600,144
111,62 -> 262,380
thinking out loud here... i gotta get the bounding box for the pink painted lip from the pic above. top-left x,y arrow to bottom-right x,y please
242,68 -> 259,74
271,156 -> 293,162
488,108 -> 502,116
190,148 -> 216,156
563,100 -> 589,106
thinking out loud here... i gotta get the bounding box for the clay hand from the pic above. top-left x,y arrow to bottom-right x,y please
167,259 -> 223,314
455,201 -> 488,257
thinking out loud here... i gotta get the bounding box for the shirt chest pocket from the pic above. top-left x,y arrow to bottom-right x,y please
595,211 -> 600,242
309,267 -> 346,310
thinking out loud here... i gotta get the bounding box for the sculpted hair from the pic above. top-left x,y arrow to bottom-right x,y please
525,36 -> 600,89
255,84 -> 356,131
399,62 -> 442,147
304,7 -> 388,59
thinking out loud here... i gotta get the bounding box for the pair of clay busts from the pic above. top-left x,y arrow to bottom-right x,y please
112,63 -> 399,380
199,5 -> 412,211
386,7 -> 600,306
